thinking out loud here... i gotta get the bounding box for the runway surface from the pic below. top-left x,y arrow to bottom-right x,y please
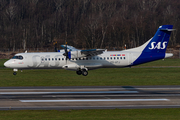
0,86 -> 180,110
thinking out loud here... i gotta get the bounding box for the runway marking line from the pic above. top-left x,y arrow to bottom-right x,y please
20,99 -> 169,102
0,91 -> 138,94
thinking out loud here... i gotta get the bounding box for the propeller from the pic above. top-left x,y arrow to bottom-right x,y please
63,42 -> 69,63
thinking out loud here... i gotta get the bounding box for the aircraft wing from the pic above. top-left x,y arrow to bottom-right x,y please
81,49 -> 106,56
61,45 -> 106,58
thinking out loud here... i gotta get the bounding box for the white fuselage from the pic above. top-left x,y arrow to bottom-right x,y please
4,51 -> 141,71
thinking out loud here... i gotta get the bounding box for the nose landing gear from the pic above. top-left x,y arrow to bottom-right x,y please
13,69 -> 18,75
13,72 -> 17,75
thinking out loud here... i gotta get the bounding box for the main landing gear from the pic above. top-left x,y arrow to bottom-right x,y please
76,69 -> 88,76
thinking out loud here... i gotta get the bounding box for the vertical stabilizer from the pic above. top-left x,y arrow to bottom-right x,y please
143,25 -> 173,53
133,25 -> 173,65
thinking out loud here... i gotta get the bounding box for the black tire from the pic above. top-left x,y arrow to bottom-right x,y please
13,72 -> 17,75
82,70 -> 88,76
76,70 -> 82,75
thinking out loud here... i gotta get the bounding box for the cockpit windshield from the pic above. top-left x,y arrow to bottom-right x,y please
12,55 -> 23,60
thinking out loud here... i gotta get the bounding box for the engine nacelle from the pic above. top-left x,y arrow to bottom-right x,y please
62,64 -> 87,71
62,64 -> 79,71
68,51 -> 86,59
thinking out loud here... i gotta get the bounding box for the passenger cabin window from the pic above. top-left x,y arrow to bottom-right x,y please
12,55 -> 23,60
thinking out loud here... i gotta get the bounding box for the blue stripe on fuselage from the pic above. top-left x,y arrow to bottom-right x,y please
133,53 -> 165,66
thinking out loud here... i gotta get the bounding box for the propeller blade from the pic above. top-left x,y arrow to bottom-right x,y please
64,42 -> 69,63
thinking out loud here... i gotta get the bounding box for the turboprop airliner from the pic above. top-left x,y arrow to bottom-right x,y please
4,25 -> 174,76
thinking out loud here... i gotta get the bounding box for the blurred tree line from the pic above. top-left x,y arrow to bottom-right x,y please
0,0 -> 180,51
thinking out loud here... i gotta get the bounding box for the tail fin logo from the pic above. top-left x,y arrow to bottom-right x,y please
149,41 -> 167,50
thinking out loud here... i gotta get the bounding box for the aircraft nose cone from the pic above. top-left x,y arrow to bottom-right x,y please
4,61 -> 9,67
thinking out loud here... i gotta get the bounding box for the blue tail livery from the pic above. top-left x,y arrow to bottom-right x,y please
132,25 -> 174,65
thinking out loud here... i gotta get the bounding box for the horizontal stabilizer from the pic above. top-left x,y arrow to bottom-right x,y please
160,28 -> 176,31
165,53 -> 173,58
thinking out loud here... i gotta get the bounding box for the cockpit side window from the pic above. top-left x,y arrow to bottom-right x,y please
12,55 -> 23,60
19,56 -> 23,60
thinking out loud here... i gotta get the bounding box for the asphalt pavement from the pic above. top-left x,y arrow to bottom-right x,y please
0,86 -> 180,110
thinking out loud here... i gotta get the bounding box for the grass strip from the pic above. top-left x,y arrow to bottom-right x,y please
0,67 -> 180,86
0,109 -> 180,120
